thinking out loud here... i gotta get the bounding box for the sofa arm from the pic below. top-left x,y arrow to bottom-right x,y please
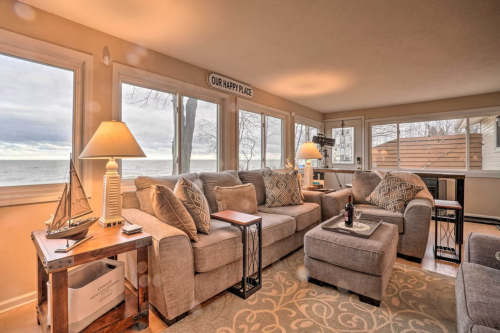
321,189 -> 352,221
400,199 -> 432,259
302,190 -> 323,206
465,233 -> 500,270
119,208 -> 195,320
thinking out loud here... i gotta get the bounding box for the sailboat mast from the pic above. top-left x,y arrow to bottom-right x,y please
68,154 -> 72,225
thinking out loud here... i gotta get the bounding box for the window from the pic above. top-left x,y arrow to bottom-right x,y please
238,108 -> 285,170
122,83 -> 176,178
181,96 -> 218,173
0,53 -> 74,187
332,127 -> 354,164
295,123 -> 321,167
369,113 -> 500,172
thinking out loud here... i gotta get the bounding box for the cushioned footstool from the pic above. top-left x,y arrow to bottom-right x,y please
304,221 -> 398,306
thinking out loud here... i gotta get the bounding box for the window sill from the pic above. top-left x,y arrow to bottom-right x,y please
0,183 -> 65,207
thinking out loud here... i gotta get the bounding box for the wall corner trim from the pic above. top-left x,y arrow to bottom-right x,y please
0,291 -> 36,315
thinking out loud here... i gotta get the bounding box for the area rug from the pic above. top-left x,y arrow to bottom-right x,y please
165,249 -> 457,333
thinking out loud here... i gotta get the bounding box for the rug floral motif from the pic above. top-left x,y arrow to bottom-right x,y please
166,249 -> 457,333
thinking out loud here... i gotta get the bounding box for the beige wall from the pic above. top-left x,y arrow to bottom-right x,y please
325,92 -> 500,218
0,0 -> 323,305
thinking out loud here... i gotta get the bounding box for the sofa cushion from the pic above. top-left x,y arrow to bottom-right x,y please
305,221 -> 399,276
457,262 -> 500,331
238,168 -> 271,206
258,202 -> 320,231
352,171 -> 381,205
262,170 -> 303,208
256,212 -> 296,247
214,183 -> 258,214
174,177 -> 211,235
354,204 -> 404,233
134,173 -> 203,217
192,219 -> 242,273
199,170 -> 242,213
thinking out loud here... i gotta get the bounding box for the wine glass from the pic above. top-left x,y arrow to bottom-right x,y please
354,208 -> 363,228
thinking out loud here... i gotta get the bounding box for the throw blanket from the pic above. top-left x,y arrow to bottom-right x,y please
371,170 -> 435,207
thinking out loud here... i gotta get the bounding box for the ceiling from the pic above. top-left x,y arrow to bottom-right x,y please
20,0 -> 500,113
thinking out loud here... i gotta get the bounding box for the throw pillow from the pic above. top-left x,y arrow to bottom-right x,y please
151,185 -> 198,242
213,183 -> 258,214
262,170 -> 304,208
366,172 -> 424,213
174,177 -> 211,234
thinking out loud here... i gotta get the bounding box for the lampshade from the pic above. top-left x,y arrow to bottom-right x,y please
79,121 -> 146,159
296,142 -> 322,160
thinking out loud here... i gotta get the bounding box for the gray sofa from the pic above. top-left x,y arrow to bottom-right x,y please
119,169 -> 322,324
456,233 -> 500,333
320,171 -> 432,262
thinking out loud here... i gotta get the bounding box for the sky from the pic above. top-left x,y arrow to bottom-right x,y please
0,53 -> 73,160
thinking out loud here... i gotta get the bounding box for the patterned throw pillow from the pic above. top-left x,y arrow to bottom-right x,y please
174,177 -> 211,234
366,173 -> 424,213
262,170 -> 304,208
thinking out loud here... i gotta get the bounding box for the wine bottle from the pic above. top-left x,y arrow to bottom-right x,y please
345,194 -> 354,227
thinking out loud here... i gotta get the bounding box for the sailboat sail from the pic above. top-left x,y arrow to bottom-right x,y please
50,183 -> 69,232
70,160 -> 92,219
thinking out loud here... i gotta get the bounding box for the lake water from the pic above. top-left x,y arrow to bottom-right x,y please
0,159 -> 275,187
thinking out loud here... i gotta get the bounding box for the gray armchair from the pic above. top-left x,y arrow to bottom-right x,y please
320,172 -> 432,262
456,233 -> 500,333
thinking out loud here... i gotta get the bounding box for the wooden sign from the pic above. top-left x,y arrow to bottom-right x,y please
207,73 -> 253,99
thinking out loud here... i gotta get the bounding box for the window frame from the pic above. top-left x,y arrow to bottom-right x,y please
237,99 -> 290,170
366,106 -> 500,178
0,29 -> 93,207
113,63 -> 230,190
495,116 -> 500,153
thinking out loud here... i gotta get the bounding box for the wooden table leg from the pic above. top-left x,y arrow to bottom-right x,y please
49,270 -> 68,333
36,255 -> 48,325
137,246 -> 149,330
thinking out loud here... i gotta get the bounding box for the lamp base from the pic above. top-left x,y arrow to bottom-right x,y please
100,158 -> 123,228
303,160 -> 314,187
99,216 -> 124,228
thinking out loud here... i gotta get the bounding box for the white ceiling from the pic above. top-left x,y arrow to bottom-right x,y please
21,0 -> 500,112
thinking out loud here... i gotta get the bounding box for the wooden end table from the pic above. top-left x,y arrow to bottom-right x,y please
32,223 -> 152,333
211,210 -> 262,299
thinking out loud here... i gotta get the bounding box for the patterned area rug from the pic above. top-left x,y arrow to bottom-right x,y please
165,249 -> 457,333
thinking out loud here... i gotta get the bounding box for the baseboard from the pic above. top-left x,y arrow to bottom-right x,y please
0,291 -> 36,315
464,213 -> 500,225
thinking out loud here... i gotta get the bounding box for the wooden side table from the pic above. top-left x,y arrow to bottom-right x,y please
211,210 -> 262,299
32,223 -> 152,333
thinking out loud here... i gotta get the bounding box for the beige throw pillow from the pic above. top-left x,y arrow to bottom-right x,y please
151,185 -> 198,242
366,172 -> 424,213
213,183 -> 258,214
262,170 -> 304,208
174,177 -> 211,234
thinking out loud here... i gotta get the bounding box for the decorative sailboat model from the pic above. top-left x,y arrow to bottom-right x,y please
45,158 -> 99,253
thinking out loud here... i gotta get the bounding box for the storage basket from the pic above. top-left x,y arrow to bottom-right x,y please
47,259 -> 125,333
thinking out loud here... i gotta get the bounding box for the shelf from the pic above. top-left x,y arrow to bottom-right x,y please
37,286 -> 139,333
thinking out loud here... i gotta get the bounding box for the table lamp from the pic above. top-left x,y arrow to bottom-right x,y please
296,142 -> 322,187
80,121 -> 146,227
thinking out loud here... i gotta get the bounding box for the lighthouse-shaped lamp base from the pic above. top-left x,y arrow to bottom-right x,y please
99,158 -> 124,228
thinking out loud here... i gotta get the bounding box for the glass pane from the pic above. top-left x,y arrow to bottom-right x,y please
469,115 -> 500,170
400,119 -> 466,170
309,127 -> 320,167
371,124 -> 397,169
239,110 -> 262,170
0,53 -> 74,187
265,115 -> 283,169
122,83 -> 176,178
332,127 -> 354,164
295,123 -> 306,168
181,96 -> 218,173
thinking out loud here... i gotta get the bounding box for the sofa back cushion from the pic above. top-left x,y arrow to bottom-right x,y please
199,170 -> 242,213
213,183 -> 258,214
352,171 -> 381,205
134,173 -> 202,216
151,184 -> 198,242
238,167 -> 270,205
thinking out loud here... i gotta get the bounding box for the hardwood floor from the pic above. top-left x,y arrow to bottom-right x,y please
1,221 -> 498,333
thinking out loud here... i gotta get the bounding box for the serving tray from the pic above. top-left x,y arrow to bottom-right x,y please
321,214 -> 382,238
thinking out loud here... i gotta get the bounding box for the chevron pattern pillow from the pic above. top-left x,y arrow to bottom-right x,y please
174,177 -> 211,234
366,172 -> 424,213
262,170 -> 304,208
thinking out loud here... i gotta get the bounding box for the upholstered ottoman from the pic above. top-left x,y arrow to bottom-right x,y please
304,221 -> 398,306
